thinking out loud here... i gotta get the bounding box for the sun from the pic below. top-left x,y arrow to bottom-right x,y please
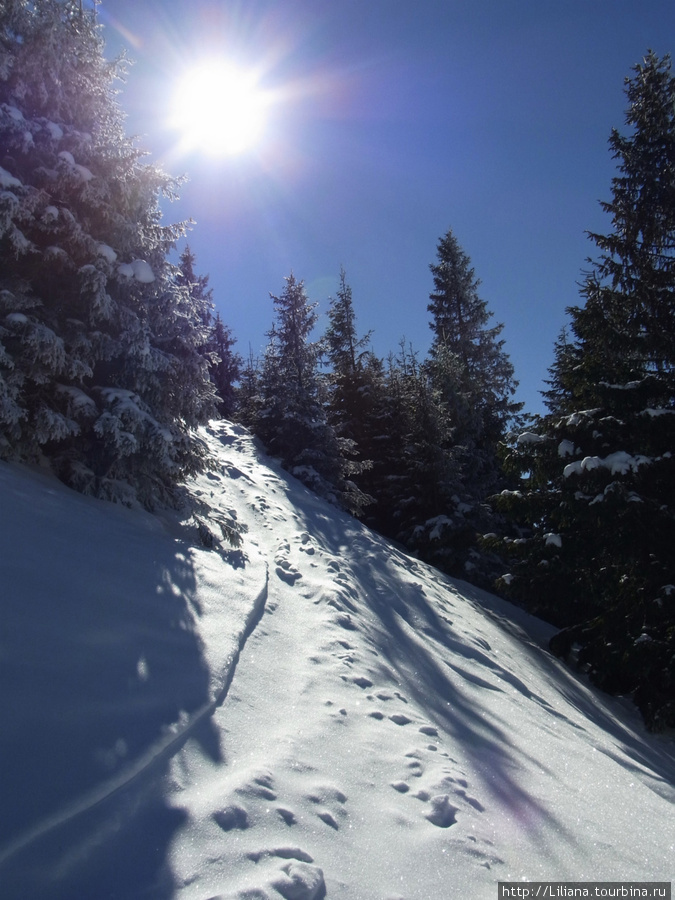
170,61 -> 269,157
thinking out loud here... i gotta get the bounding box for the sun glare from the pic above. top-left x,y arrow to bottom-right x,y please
171,62 -> 269,157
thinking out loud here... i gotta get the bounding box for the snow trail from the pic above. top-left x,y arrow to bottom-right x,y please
1,420 -> 674,898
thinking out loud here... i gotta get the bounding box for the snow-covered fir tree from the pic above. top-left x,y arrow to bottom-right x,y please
176,246 -> 240,418
427,228 -> 522,484
322,268 -> 375,505
323,267 -> 373,447
403,229 -> 522,580
493,52 -> 675,730
0,0 -> 215,507
206,311 -> 240,419
253,273 -> 370,514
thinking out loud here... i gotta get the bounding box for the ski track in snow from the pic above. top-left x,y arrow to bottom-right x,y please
1,420 -> 674,899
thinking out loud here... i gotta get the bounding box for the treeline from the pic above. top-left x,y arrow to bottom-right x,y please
213,245 -> 522,588
0,3 -> 672,729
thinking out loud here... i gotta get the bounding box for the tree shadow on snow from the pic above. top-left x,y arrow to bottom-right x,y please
0,464 -> 227,899
298,497 -> 672,866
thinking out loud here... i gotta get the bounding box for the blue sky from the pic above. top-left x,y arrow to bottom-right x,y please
98,1 -> 675,415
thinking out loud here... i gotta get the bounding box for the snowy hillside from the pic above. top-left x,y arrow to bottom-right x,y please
1,420 -> 674,900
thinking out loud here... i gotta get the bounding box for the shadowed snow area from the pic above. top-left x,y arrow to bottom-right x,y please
0,420 -> 673,899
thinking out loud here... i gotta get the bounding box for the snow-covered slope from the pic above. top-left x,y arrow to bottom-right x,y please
1,420 -> 673,899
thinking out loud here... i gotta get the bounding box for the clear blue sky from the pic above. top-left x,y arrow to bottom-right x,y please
97,1 -> 675,415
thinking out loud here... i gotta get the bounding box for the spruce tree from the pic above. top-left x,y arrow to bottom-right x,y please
427,228 -> 522,491
0,0 -> 215,507
206,312 -> 240,418
176,245 -> 241,419
256,273 -> 369,514
235,346 -> 262,431
323,267 -> 373,444
494,52 -> 675,730
406,229 -> 521,579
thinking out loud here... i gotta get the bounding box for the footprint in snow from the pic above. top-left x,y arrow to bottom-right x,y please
425,794 -> 459,828
404,750 -> 425,777
236,772 -> 277,801
277,807 -> 297,826
275,560 -> 302,585
334,613 -> 357,631
297,532 -> 316,555
317,810 -> 339,830
306,785 -> 348,805
454,788 -> 485,812
418,725 -> 438,737
212,804 -> 249,831
348,675 -> 373,689
391,781 -> 410,793
306,784 -> 348,831
247,846 -> 313,863
389,713 -> 412,726
271,860 -> 326,900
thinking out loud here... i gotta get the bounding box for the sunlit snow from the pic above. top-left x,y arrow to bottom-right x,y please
117,259 -> 155,283
0,420 -> 673,899
96,242 -> 117,263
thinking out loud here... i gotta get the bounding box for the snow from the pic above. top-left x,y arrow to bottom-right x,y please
558,439 -> 575,458
118,259 -> 156,282
4,312 -> 28,325
643,408 -> 675,418
57,151 -> 93,181
131,259 -> 155,282
96,242 -> 117,263
45,121 -> 64,141
544,533 -> 562,548
0,420 -> 674,899
563,409 -> 601,427
516,431 -> 547,445
74,163 -> 94,182
4,105 -> 24,121
117,262 -> 134,278
0,166 -> 21,189
423,514 -> 453,541
56,384 -> 98,414
563,451 -> 651,478
599,380 -> 642,391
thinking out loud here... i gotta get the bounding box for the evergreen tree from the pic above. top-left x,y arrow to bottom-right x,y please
175,245 -> 213,329
0,0 -> 216,507
255,273 -> 369,514
207,311 -> 240,418
323,267 -> 374,493
235,345 -> 262,431
427,228 -> 522,492
175,245 -> 240,418
405,229 -> 521,579
493,52 -> 675,730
